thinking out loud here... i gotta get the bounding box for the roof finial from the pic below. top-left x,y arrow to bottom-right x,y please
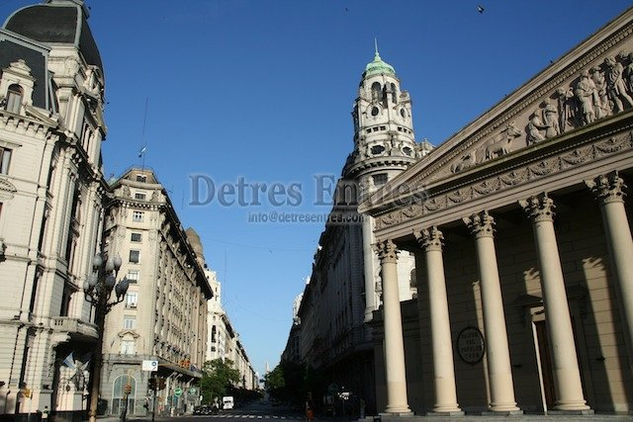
374,38 -> 380,59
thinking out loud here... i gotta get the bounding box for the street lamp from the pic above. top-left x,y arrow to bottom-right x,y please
84,252 -> 130,422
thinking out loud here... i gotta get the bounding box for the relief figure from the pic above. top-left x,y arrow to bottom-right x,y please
484,122 -> 522,160
574,70 -> 596,125
605,56 -> 633,112
527,110 -> 548,144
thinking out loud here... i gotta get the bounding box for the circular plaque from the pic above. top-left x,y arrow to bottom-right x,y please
457,326 -> 485,364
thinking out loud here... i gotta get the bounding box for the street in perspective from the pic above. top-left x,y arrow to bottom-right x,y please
1,1 -> 633,422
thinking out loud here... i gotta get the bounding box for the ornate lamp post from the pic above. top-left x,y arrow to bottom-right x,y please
84,252 -> 130,422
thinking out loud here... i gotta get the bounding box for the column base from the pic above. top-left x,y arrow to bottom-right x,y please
380,411 -> 414,417
548,409 -> 594,415
481,410 -> 523,416
426,410 -> 464,416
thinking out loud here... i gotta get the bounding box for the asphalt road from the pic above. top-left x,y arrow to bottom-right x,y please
114,401 -> 306,422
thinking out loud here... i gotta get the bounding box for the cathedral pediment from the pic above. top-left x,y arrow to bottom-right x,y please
361,8 -> 633,221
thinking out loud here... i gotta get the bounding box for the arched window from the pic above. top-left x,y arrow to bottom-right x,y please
112,375 -> 136,416
6,84 -> 23,114
371,82 -> 381,101
391,83 -> 397,103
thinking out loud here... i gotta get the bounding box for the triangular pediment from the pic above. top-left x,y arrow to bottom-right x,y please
362,6 -> 633,215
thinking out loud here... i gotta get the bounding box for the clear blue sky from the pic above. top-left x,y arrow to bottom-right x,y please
2,0 -> 631,376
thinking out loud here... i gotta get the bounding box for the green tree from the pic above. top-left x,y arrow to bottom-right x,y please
199,359 -> 241,404
264,365 -> 285,400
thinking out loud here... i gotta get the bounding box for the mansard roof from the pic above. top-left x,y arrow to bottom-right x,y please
3,0 -> 103,71
0,30 -> 50,110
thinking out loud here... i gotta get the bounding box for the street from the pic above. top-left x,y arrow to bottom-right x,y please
108,401 -> 307,422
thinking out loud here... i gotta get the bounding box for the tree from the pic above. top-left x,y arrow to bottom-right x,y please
263,365 -> 285,400
199,359 -> 241,404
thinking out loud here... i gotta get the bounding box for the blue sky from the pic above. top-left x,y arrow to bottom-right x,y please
2,0 -> 631,376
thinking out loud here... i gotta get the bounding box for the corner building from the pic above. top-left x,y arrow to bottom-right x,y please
101,169 -> 212,416
0,0 -> 109,419
362,7 -> 633,415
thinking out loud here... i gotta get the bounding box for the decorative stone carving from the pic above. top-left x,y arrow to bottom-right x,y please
450,151 -> 478,173
574,70 -> 597,125
527,109 -> 548,144
542,99 -> 560,138
483,122 -> 522,161
413,226 -> 443,252
0,177 -> 17,200
586,172 -> 626,204
463,211 -> 495,239
519,194 -> 556,223
605,56 -> 633,112
374,239 -> 398,264
374,131 -> 632,229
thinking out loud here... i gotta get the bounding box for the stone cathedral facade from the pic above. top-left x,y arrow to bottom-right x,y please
362,7 -> 633,416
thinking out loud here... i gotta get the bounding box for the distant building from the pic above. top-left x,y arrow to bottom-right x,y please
199,243 -> 258,391
101,168 -> 212,416
0,0 -> 109,419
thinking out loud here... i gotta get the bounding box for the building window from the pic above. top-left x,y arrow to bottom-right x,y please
373,173 -> 388,187
5,84 -> 23,114
111,375 -> 136,416
123,315 -> 136,329
134,192 -> 146,200
132,211 -> 144,222
0,147 -> 12,175
129,250 -> 140,263
127,270 -> 139,282
125,292 -> 138,308
135,174 -> 147,183
130,232 -> 142,242
120,340 -> 135,355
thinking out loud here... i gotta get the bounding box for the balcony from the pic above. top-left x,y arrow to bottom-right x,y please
51,317 -> 98,339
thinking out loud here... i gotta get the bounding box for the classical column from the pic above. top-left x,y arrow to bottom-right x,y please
520,194 -> 591,413
414,227 -> 462,415
375,239 -> 413,415
464,211 -> 521,414
363,216 -> 377,321
587,173 -> 633,360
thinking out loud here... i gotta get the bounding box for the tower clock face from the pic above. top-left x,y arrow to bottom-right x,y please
371,106 -> 380,117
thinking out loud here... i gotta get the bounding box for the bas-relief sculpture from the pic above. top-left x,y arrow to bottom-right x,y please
446,50 -> 633,176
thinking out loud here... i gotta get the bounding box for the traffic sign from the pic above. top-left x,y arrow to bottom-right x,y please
174,387 -> 183,397
142,360 -> 158,372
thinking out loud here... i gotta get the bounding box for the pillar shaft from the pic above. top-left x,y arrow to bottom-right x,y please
415,227 -> 461,414
588,173 -> 633,362
464,212 -> 520,413
521,195 -> 590,412
375,240 -> 412,415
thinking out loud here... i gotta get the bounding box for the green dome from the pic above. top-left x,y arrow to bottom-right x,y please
364,51 -> 395,77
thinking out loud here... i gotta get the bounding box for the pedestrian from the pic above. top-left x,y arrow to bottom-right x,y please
305,393 -> 314,422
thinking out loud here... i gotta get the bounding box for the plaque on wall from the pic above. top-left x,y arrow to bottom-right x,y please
457,326 -> 485,364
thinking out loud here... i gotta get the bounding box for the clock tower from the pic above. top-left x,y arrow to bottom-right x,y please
343,46 -> 432,321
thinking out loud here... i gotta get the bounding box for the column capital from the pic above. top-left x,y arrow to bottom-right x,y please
414,227 -> 444,252
586,172 -> 627,205
375,239 -> 398,264
463,210 -> 495,239
519,193 -> 555,223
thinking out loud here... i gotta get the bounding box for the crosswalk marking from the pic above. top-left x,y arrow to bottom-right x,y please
192,413 -> 304,421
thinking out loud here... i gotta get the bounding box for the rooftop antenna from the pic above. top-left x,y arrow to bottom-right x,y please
138,97 -> 149,170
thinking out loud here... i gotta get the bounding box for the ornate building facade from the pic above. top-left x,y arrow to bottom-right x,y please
283,49 -> 432,414
0,0 -> 108,419
202,260 -> 257,391
361,7 -> 633,416
100,168 -> 212,416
